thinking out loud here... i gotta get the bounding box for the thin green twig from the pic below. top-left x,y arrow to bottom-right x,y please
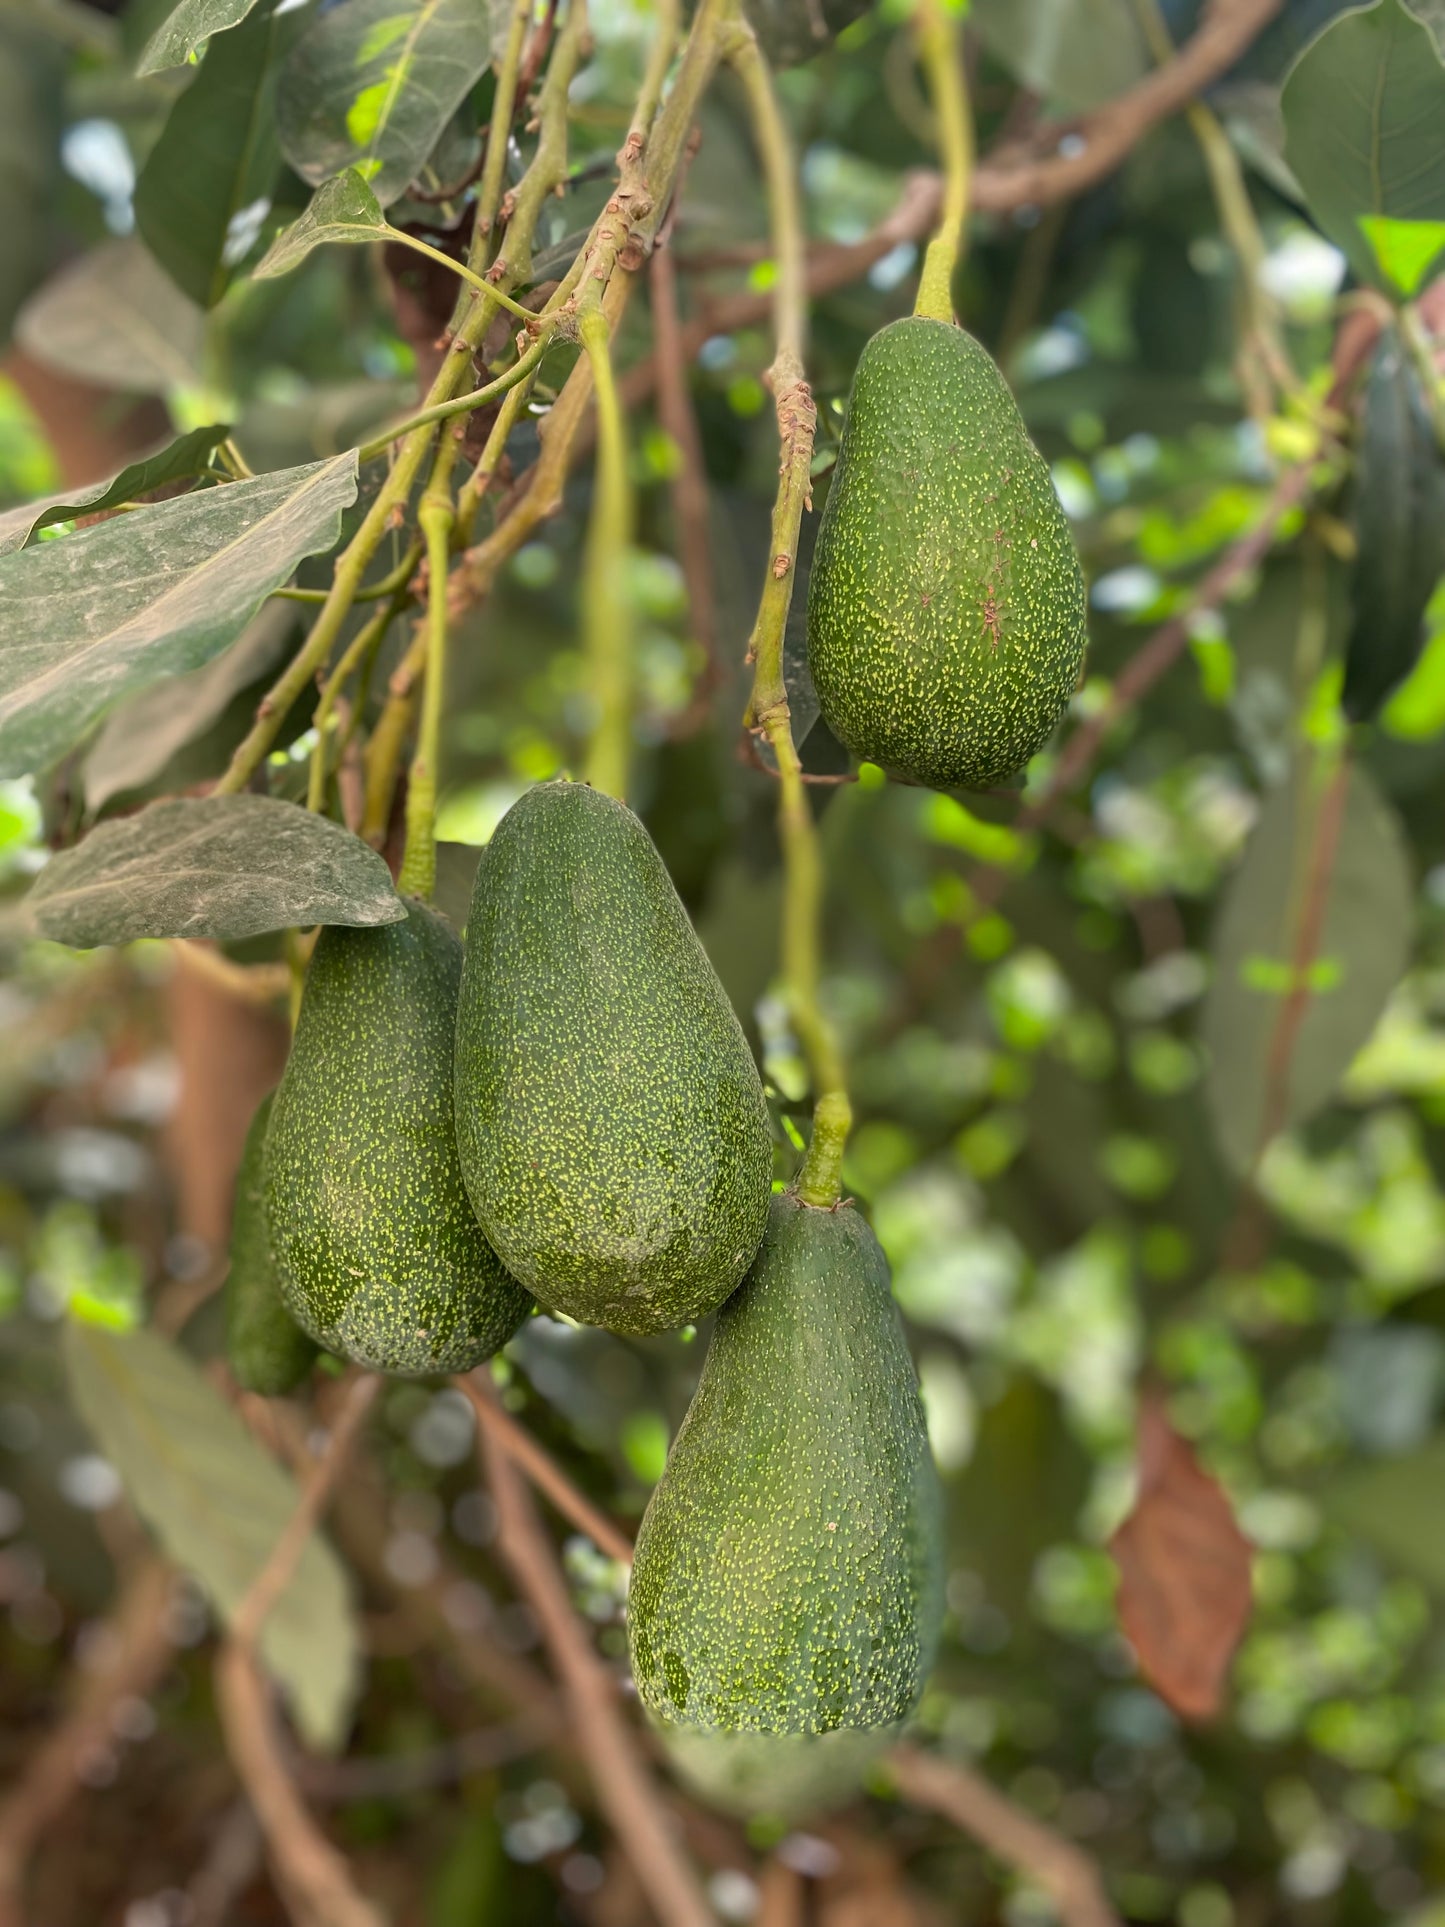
731,10 -> 851,1206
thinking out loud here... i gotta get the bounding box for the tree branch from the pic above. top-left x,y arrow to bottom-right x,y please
458,1371 -> 635,1566
214,1371 -> 382,1927
887,1744 -> 1122,1927
0,1558 -> 177,1927
473,1379 -> 716,1927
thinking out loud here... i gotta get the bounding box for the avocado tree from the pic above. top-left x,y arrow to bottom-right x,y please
2,0 -> 1445,1920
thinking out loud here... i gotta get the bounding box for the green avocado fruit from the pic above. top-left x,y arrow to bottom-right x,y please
265,900 -> 531,1375
807,316 -> 1087,791
224,1093 -> 319,1396
453,779 -> 773,1335
627,1191 -> 944,1818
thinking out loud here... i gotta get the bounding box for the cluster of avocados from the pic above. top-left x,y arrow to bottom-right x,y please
223,313 -> 1085,1817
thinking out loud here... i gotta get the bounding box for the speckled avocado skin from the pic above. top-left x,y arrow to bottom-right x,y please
807,316 -> 1087,791
265,900 -> 531,1375
453,779 -> 772,1335
627,1192 -> 944,1816
224,1094 -> 319,1396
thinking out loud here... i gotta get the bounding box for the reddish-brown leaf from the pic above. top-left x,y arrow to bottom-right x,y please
1109,1395 -> 1254,1721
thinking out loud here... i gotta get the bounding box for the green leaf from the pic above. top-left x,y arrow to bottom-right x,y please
1325,1431 -> 1445,1594
1359,213 -> 1445,296
739,0 -> 870,68
0,425 -> 231,558
0,453 -> 357,778
64,1318 -> 359,1749
26,794 -> 405,944
253,168 -> 389,280
13,238 -> 204,395
1201,759 -> 1414,1174
1343,327 -> 1445,719
134,0 -> 293,309
276,0 -> 493,208
83,602 -> 297,809
1282,0 -> 1445,290
970,0 -> 1149,113
138,0 -> 264,75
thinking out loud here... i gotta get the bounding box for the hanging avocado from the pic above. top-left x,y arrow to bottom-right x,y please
808,316 -> 1087,791
454,780 -> 773,1335
628,1191 -> 944,1817
265,901 -> 531,1375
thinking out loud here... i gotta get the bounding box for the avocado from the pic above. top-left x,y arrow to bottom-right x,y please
265,900 -> 531,1375
807,316 -> 1087,791
627,1191 -> 944,1817
224,1093 -> 319,1396
453,779 -> 772,1334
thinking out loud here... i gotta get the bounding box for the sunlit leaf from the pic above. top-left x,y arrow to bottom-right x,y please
276,0 -> 493,208
1201,757 -> 1414,1174
0,453 -> 357,777
64,1317 -> 359,1749
1358,213 -> 1445,296
1282,0 -> 1445,289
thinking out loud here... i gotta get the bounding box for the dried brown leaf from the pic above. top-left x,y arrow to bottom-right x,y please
1109,1395 -> 1253,1721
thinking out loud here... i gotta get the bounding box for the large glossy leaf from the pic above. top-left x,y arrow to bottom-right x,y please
0,425 -> 231,558
26,795 -> 405,944
135,0 -> 293,308
1201,758 -> 1413,1174
253,168 -> 389,280
0,22 -> 64,343
1343,328 -> 1445,720
971,0 -> 1149,113
276,0 -> 493,208
138,0 -> 263,74
0,453 -> 357,778
1282,0 -> 1445,289
64,1317 -> 359,1749
13,238 -> 204,395
84,603 -> 296,809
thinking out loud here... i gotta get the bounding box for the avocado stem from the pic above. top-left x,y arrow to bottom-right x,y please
733,0 -> 854,1194
397,452 -> 457,899
911,0 -> 973,324
579,299 -> 636,802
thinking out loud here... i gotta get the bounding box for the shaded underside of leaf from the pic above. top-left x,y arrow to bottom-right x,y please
13,237 -> 206,396
26,794 -> 406,945
1343,328 -> 1445,720
64,1318 -> 358,1749
1282,0 -> 1445,289
139,0 -> 264,75
0,425 -> 232,559
1201,757 -> 1414,1175
0,452 -> 358,779
134,0 -> 291,309
252,168 -> 390,280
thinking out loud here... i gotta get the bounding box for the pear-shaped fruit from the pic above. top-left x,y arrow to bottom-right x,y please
265,900 -> 531,1375
224,1093 -> 318,1396
807,315 -> 1087,790
454,779 -> 772,1334
627,1191 -> 944,1818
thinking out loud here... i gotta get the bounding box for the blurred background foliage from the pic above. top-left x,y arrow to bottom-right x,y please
3,0 -> 1445,1921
